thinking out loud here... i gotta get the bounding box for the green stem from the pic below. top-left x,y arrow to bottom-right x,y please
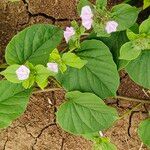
119,103 -> 142,120
33,88 -> 63,94
115,96 -> 150,104
82,33 -> 90,36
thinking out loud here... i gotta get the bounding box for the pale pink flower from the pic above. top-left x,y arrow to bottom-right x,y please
64,27 -> 75,43
105,21 -> 118,34
47,63 -> 58,73
80,6 -> 93,30
82,18 -> 93,30
80,6 -> 93,20
16,65 -> 30,80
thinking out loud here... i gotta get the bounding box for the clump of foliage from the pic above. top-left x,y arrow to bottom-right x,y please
0,0 -> 150,149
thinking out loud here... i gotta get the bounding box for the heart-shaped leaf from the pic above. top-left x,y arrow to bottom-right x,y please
119,41 -> 141,60
56,91 -> 118,134
0,64 -> 22,83
89,31 -> 130,69
0,80 -> 32,128
139,17 -> 150,35
57,40 -> 119,99
5,24 -> 63,65
126,50 -> 150,89
111,4 -> 139,31
62,52 -> 87,69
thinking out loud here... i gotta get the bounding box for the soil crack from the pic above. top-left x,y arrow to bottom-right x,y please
31,123 -> 56,150
22,0 -> 80,25
127,109 -> 148,137
127,111 -> 139,137
3,134 -> 8,150
60,138 -> 65,150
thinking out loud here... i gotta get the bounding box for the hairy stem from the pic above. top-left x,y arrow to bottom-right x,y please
115,96 -> 150,104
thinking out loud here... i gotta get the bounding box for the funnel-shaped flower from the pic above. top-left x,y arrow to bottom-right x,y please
105,21 -> 118,34
47,63 -> 58,73
16,65 -> 30,80
80,6 -> 93,30
64,27 -> 75,43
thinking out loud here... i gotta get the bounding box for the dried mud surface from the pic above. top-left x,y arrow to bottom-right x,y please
0,0 -> 150,150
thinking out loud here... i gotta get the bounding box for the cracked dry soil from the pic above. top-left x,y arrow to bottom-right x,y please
0,0 -> 150,150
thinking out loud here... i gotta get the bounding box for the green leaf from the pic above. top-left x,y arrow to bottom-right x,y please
143,0 -> 150,9
138,119 -> 150,147
0,80 -> 32,129
5,24 -> 63,65
126,50 -> 150,89
56,91 -> 118,134
139,17 -> 150,35
57,40 -> 119,99
119,41 -> 141,60
96,0 -> 107,10
59,63 -> 67,73
0,64 -> 21,83
49,49 -> 67,73
134,38 -> 150,50
126,29 -> 140,41
89,31 -> 129,70
22,74 -> 35,89
62,52 -> 87,69
111,4 -> 139,31
118,60 -> 130,71
126,23 -> 139,40
93,137 -> 117,150
49,48 -> 61,62
35,65 -> 52,89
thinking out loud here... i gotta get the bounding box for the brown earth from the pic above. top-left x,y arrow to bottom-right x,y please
0,0 -> 150,150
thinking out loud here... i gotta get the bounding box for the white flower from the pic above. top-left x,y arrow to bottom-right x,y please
80,6 -> 93,30
47,63 -> 58,73
105,21 -> 118,34
64,27 -> 75,43
16,65 -> 30,81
